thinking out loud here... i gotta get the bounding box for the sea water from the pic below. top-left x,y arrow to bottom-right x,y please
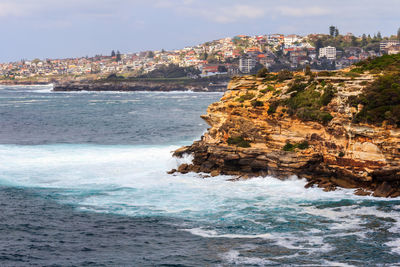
0,85 -> 399,266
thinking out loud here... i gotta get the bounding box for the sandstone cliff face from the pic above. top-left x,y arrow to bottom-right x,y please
173,72 -> 400,197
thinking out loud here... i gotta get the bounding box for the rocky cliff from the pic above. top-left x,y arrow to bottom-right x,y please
172,67 -> 400,197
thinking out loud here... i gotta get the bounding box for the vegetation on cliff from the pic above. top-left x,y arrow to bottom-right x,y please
227,136 -> 251,148
283,82 -> 335,124
348,54 -> 400,126
352,54 -> 400,73
350,73 -> 400,125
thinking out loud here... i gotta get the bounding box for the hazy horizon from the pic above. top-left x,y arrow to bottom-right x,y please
1,0 -> 399,62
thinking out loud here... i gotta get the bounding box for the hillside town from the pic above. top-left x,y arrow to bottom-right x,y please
1,27 -> 400,81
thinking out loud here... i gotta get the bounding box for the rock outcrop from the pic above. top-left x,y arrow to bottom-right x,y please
53,80 -> 227,92
172,72 -> 400,197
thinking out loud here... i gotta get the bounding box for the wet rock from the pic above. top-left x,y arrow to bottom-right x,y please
210,170 -> 220,177
177,164 -> 190,174
167,169 -> 176,174
355,188 -> 371,196
373,182 -> 395,198
305,180 -> 316,189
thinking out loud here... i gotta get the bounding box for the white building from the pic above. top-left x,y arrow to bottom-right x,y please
284,34 -> 300,46
239,57 -> 257,73
319,46 -> 337,60
380,40 -> 400,51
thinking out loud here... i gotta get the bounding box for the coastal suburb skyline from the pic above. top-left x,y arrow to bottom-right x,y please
1,0 -> 399,62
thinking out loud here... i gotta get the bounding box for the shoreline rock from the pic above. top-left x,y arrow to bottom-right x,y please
53,80 -> 227,92
171,74 -> 400,198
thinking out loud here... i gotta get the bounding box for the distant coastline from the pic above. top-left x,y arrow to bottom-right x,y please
0,77 -> 229,92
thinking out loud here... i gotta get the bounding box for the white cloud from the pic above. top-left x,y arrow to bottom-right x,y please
0,2 -> 33,17
277,6 -> 329,17
174,4 -> 266,23
214,5 -> 266,23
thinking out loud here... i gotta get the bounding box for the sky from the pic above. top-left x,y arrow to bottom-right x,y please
0,0 -> 399,62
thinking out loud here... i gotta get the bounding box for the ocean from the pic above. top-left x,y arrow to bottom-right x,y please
0,85 -> 400,266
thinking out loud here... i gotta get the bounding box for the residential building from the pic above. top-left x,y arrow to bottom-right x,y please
380,40 -> 400,51
319,46 -> 337,60
388,45 -> 400,55
239,57 -> 257,73
284,34 -> 300,46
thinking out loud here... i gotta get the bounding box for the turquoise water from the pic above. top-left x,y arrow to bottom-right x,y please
0,85 -> 399,266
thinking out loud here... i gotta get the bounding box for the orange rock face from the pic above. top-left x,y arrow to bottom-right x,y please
174,73 -> 400,197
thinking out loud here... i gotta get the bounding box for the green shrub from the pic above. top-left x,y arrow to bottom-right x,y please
251,100 -> 264,107
351,73 -> 400,126
260,85 -> 275,94
297,141 -> 309,150
354,54 -> 400,72
338,151 -> 345,157
256,67 -> 269,78
283,142 -> 295,151
320,84 -> 336,106
227,136 -> 251,148
287,82 -> 307,94
344,71 -> 361,77
282,82 -> 335,124
277,70 -> 294,82
283,141 -> 309,151
236,92 -> 255,102
320,112 -> 334,124
267,101 -> 280,115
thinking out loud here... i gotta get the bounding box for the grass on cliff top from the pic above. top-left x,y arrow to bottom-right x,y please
352,54 -> 400,73
349,73 -> 400,126
271,81 -> 335,125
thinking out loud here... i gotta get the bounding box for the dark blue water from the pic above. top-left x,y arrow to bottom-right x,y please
0,85 -> 400,266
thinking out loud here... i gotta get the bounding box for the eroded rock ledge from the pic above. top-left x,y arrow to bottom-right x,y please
171,71 -> 400,198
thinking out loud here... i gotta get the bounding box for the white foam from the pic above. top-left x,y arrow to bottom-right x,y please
221,250 -> 276,266
1,143 -> 400,257
182,228 -> 272,239
0,84 -> 53,93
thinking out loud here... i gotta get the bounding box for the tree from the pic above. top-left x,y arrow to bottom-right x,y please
377,31 -> 382,40
397,27 -> 400,40
111,50 -> 116,57
116,51 -> 121,62
218,65 -> 227,73
351,36 -> 358,47
334,28 -> 339,37
315,39 -> 323,54
361,34 -> 368,47
329,26 -> 336,37
147,51 -> 155,58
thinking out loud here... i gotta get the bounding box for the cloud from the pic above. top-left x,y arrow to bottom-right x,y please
0,2 -> 33,17
277,6 -> 329,17
213,5 -> 266,23
172,4 -> 266,24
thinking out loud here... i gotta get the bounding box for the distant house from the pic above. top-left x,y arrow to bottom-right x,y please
284,34 -> 300,46
380,40 -> 400,51
388,45 -> 400,55
319,46 -> 336,60
348,56 -> 359,63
